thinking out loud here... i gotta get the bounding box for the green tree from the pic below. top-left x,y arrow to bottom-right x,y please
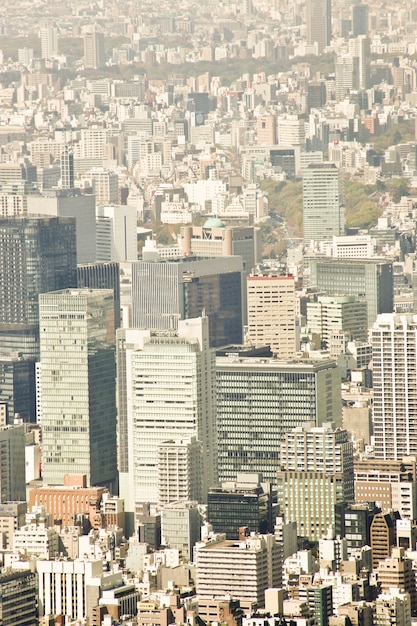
345,180 -> 381,229
389,177 -> 410,203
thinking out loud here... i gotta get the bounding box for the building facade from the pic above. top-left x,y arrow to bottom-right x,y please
216,354 -> 341,483
371,314 -> 417,460
306,257 -> 393,327
277,423 -> 354,542
303,163 -> 345,245
246,274 -> 296,359
122,317 -> 216,515
131,256 -> 243,347
39,289 -> 117,488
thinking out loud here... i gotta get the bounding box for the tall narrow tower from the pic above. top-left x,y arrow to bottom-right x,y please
39,289 -> 117,489
303,163 -> 345,246
83,28 -> 105,69
246,274 -> 296,359
306,0 -> 332,53
371,313 -> 417,460
124,316 -> 216,515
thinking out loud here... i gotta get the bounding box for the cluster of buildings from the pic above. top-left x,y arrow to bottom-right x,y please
3,0 -> 417,625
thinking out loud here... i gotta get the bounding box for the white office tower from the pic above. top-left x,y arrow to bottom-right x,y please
303,163 -> 345,246
371,314 -> 417,460
122,316 -> 216,518
40,26 -> 58,59
96,204 -> 137,262
158,437 -> 203,507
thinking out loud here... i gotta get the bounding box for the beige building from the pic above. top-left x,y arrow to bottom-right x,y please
354,457 -> 417,519
195,533 -> 281,610
246,274 -> 296,359
377,547 -> 417,612
256,115 -> 277,145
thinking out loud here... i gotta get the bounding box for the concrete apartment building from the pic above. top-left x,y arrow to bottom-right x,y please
371,314 -> 417,460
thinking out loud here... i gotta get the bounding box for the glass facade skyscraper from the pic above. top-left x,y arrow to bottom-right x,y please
39,289 -> 117,489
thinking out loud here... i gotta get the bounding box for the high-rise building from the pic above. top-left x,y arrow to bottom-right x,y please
377,548 -> 417,613
77,261 -> 121,329
306,257 -> 393,327
306,0 -> 332,53
0,570 -> 37,626
303,163 -> 345,245
132,256 -> 243,347
180,222 -> 261,325
354,457 -> 417,519
335,501 -> 381,557
84,29 -> 105,69
349,36 -> 370,90
299,585 -> 333,626
216,351 -> 341,483
40,25 -> 58,59
0,216 -> 77,346
195,533 -> 281,610
257,115 -> 277,145
96,205 -> 137,262
90,168 -> 119,205
60,145 -> 74,189
27,189 -> 96,264
0,354 -> 36,423
352,3 -> 369,37
207,473 -> 276,539
277,423 -> 354,542
121,317 -> 216,514
0,425 -> 26,503
39,289 -> 117,489
370,511 -> 399,570
160,500 -> 201,561
157,437 -> 203,507
335,54 -> 359,100
307,295 -> 368,351
375,589 -> 411,626
371,314 -> 417,460
246,274 -> 296,359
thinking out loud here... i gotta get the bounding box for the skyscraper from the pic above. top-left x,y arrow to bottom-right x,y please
40,25 -> 58,59
121,317 -> 216,515
246,274 -> 296,358
0,217 -> 76,421
352,3 -> 369,37
131,256 -> 243,347
77,261 -> 120,330
0,425 -> 26,502
39,289 -> 117,489
277,423 -> 354,542
306,257 -> 393,327
306,0 -> 332,53
216,351 -> 341,483
371,313 -> 417,460
27,189 -> 97,264
303,163 -> 345,245
84,28 -> 105,69
0,217 -> 77,350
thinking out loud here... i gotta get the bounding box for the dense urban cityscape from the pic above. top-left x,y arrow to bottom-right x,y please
1,0 -> 417,623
